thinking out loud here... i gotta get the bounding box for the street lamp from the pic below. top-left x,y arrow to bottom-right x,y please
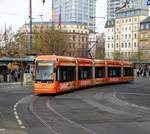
29,0 -> 32,54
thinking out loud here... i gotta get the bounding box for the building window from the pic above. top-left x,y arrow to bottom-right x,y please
134,33 -> 137,39
116,43 -> 119,48
134,26 -> 137,31
122,43 -> 124,48
73,36 -> 76,41
129,34 -> 131,39
108,44 -> 110,48
128,43 -> 131,48
116,35 -> 119,40
125,43 -> 127,48
134,42 -> 137,47
129,26 -> 131,31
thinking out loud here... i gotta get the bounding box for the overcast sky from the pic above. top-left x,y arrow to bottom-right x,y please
0,0 -> 107,33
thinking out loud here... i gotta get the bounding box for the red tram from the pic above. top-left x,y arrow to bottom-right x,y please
34,55 -> 134,94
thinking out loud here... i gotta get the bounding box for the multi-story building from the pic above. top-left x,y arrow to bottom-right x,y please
21,22 -> 89,58
139,16 -> 150,60
53,0 -> 96,31
95,33 -> 105,59
107,0 -> 122,20
105,20 -> 115,59
107,0 -> 148,20
105,8 -> 149,60
0,33 -> 3,48
61,23 -> 89,58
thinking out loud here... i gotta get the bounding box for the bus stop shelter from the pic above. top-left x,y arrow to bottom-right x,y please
0,57 -> 35,82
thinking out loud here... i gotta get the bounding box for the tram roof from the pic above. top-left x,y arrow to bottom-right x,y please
36,55 -> 76,62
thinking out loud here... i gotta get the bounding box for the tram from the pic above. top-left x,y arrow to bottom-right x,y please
34,55 -> 134,94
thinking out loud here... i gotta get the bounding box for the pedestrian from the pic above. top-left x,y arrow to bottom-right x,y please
148,70 -> 150,78
2,69 -> 7,82
143,71 -> 147,78
14,70 -> 18,82
140,69 -> 143,77
137,70 -> 140,78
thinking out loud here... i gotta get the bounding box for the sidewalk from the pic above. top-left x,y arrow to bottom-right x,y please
0,82 -> 33,88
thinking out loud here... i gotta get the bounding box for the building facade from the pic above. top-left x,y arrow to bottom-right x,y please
107,0 -> 148,20
105,8 -> 149,60
95,33 -> 105,59
107,0 -> 122,20
139,16 -> 150,60
53,0 -> 96,31
105,20 -> 115,59
21,22 -> 89,58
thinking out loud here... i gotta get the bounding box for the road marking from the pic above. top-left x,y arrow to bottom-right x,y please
0,128 -> 5,131
114,92 -> 150,112
84,97 -> 132,116
13,95 -> 32,129
29,97 -> 61,134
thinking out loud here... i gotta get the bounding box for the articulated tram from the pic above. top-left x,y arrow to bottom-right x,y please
33,55 -> 134,94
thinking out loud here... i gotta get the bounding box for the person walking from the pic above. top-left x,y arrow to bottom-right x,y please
143,70 -> 147,78
14,70 -> 18,82
137,70 -> 140,78
148,70 -> 150,78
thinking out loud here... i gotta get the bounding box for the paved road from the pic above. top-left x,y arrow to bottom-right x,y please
0,78 -> 150,134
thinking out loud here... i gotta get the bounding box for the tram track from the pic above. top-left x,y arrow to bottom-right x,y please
29,96 -> 63,134
12,79 -> 150,134
28,95 -> 97,134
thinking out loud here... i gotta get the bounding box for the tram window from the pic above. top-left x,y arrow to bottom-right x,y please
57,66 -> 76,82
108,67 -> 121,77
124,67 -> 133,76
79,67 -> 92,80
95,67 -> 105,78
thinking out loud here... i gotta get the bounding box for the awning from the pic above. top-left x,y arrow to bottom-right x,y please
0,57 -> 35,62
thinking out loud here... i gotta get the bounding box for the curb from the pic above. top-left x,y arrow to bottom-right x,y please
0,82 -> 33,89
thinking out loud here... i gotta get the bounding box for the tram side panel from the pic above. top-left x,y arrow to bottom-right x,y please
93,60 -> 106,85
123,62 -> 134,82
77,58 -> 94,88
55,58 -> 77,93
105,60 -> 123,84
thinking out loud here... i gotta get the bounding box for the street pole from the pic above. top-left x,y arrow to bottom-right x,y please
29,0 -> 32,54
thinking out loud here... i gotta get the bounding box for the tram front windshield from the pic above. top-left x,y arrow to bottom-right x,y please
36,61 -> 54,82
